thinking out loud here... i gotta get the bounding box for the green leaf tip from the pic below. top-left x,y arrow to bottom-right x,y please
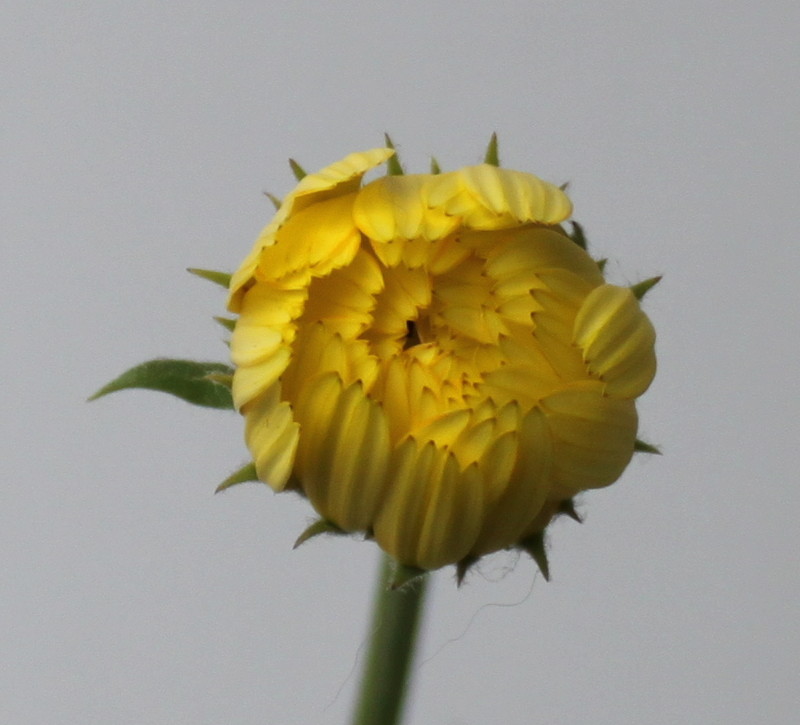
383,134 -> 405,176
88,359 -> 235,409
293,518 -> 345,549
187,268 -> 232,288
634,438 -> 662,455
388,563 -> 428,591
630,275 -> 662,300
289,158 -> 307,181
483,132 -> 500,166
518,531 -> 550,582
215,462 -> 258,493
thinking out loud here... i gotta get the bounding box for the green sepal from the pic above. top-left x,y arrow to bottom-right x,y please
88,359 -> 235,409
559,181 -> 570,192
455,554 -> 479,587
289,158 -> 307,181
568,220 -> 587,250
634,438 -> 662,454
429,157 -> 442,175
215,462 -> 259,493
596,258 -> 608,273
483,132 -> 500,166
630,275 -> 662,300
214,316 -> 236,332
187,268 -> 232,288
518,531 -> 550,582
383,134 -> 405,176
293,518 -> 345,549
557,498 -> 583,523
388,562 -> 427,591
264,192 -> 282,210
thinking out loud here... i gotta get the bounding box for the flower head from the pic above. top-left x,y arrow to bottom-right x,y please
228,143 -> 656,574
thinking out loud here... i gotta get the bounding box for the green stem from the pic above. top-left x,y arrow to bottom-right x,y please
351,553 -> 428,725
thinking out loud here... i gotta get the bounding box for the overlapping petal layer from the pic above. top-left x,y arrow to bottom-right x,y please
229,148 -> 656,571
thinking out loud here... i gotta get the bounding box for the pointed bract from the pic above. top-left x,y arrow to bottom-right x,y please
557,498 -> 583,523
215,462 -> 259,493
483,132 -> 500,166
289,158 -> 307,181
568,221 -> 587,250
634,438 -> 662,454
264,192 -> 282,210
187,268 -> 232,288
519,532 -> 550,581
214,316 -> 236,332
455,555 -> 479,587
630,275 -> 662,300
293,518 -> 345,548
383,134 -> 405,176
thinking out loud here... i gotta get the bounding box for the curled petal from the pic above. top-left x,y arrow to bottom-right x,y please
228,148 -> 394,311
258,193 -> 362,286
230,284 -> 306,408
231,346 -> 291,410
243,385 -> 299,492
424,165 -> 572,230
573,284 -> 657,397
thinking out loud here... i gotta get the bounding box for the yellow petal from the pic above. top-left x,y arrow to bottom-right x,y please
471,406 -> 552,555
281,322 -> 378,403
227,217 -> 281,313
243,384 -> 299,491
289,148 -> 395,217
424,165 -> 572,230
257,192 -> 361,284
293,375 -> 391,531
228,148 -> 393,310
373,440 -> 484,569
296,247 -> 384,339
366,263 -> 431,340
540,385 -> 638,493
230,325 -> 283,367
231,346 -> 291,410
573,284 -> 657,397
354,175 -> 460,245
484,227 -> 604,288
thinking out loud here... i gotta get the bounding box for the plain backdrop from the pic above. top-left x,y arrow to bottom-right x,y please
3,2 -> 798,723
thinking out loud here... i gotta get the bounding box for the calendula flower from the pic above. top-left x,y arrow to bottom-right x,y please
227,143 -> 656,575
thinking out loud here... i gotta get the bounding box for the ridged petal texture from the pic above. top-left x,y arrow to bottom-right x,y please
228,148 -> 657,570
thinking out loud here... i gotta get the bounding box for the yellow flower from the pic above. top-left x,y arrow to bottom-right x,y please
228,146 -> 656,573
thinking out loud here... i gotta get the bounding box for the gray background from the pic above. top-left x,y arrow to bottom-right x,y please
3,1 -> 798,723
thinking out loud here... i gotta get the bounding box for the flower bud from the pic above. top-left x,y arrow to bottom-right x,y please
228,143 -> 657,576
